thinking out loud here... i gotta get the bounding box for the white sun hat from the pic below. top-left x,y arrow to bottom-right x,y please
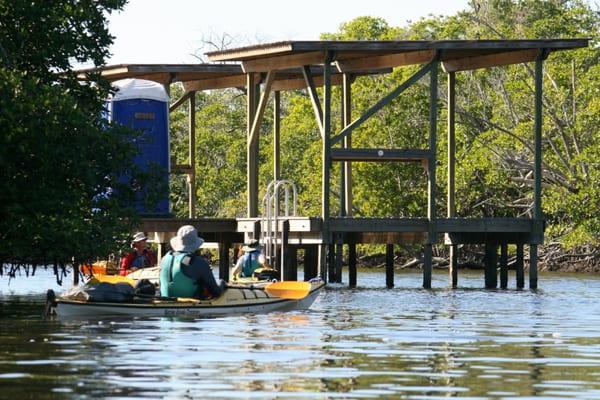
170,225 -> 204,253
131,232 -> 148,243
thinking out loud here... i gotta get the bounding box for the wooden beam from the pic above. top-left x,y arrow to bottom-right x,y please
242,51 -> 326,73
442,49 -> 539,72
329,217 -> 429,232
302,66 -> 324,136
437,217 -> 533,233
183,75 -> 248,91
249,71 -> 275,146
336,50 -> 434,72
330,61 -> 433,147
271,73 -> 343,91
169,91 -> 193,112
331,148 -> 431,162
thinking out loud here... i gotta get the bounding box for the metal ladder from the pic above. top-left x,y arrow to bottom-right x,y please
261,180 -> 297,276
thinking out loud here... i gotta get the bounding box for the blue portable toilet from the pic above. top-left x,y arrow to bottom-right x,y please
109,79 -> 170,215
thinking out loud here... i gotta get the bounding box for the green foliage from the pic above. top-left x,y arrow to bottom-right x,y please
0,0 -> 160,272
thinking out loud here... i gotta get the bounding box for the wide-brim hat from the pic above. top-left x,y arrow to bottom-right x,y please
242,239 -> 260,252
131,232 -> 148,243
170,225 -> 204,253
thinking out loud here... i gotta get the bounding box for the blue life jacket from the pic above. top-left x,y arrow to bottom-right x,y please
240,251 -> 261,277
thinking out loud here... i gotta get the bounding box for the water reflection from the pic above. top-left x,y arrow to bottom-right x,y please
1,270 -> 600,398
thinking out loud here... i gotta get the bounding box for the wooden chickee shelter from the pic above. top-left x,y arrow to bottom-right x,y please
79,38 -> 589,289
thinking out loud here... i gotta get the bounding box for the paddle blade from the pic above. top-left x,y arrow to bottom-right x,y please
89,274 -> 136,287
264,281 -> 311,300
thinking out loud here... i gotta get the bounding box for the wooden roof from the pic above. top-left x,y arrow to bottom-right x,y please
206,39 -> 589,73
75,63 -> 391,92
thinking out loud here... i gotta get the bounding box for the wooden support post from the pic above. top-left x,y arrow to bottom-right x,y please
247,74 -> 259,217
424,60 -> 438,290
188,93 -> 196,218
449,245 -> 458,288
423,244 -> 432,289
286,245 -> 298,281
252,220 -> 261,241
327,244 -> 335,283
219,243 -> 230,282
322,52 -> 332,247
342,73 -> 353,217
516,243 -> 525,289
304,245 -> 318,281
348,243 -> 357,288
335,241 -> 343,283
484,243 -> 498,289
318,245 -> 327,282
530,54 -> 545,290
282,220 -> 293,280
386,244 -> 394,288
447,72 -> 457,288
447,72 -> 456,218
530,244 -> 538,290
273,91 -> 281,181
500,243 -> 508,289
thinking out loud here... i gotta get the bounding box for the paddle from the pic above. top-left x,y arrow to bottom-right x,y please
263,281 -> 311,300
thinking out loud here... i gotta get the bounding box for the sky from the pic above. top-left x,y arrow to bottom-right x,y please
107,0 -> 471,65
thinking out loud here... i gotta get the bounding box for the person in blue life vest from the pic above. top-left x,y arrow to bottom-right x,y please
159,225 -> 226,299
231,239 -> 268,279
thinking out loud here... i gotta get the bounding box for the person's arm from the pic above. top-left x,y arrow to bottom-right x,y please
231,256 -> 244,278
181,256 -> 224,297
119,252 -> 135,276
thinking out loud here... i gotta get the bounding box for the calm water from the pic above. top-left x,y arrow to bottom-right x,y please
1,269 -> 600,399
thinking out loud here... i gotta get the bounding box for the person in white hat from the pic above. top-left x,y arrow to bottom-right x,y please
231,239 -> 268,279
159,225 -> 225,298
119,232 -> 157,276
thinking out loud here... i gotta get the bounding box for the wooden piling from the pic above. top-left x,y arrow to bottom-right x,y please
484,243 -> 498,289
348,243 -> 357,287
219,243 -> 230,282
530,244 -> 538,289
423,244 -> 432,289
335,241 -> 343,283
327,244 -> 335,283
304,245 -> 318,281
386,244 -> 394,288
449,245 -> 458,288
500,243 -> 508,289
285,245 -> 298,281
516,243 -> 525,289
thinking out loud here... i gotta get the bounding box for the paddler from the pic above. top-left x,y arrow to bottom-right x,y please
159,225 -> 226,298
